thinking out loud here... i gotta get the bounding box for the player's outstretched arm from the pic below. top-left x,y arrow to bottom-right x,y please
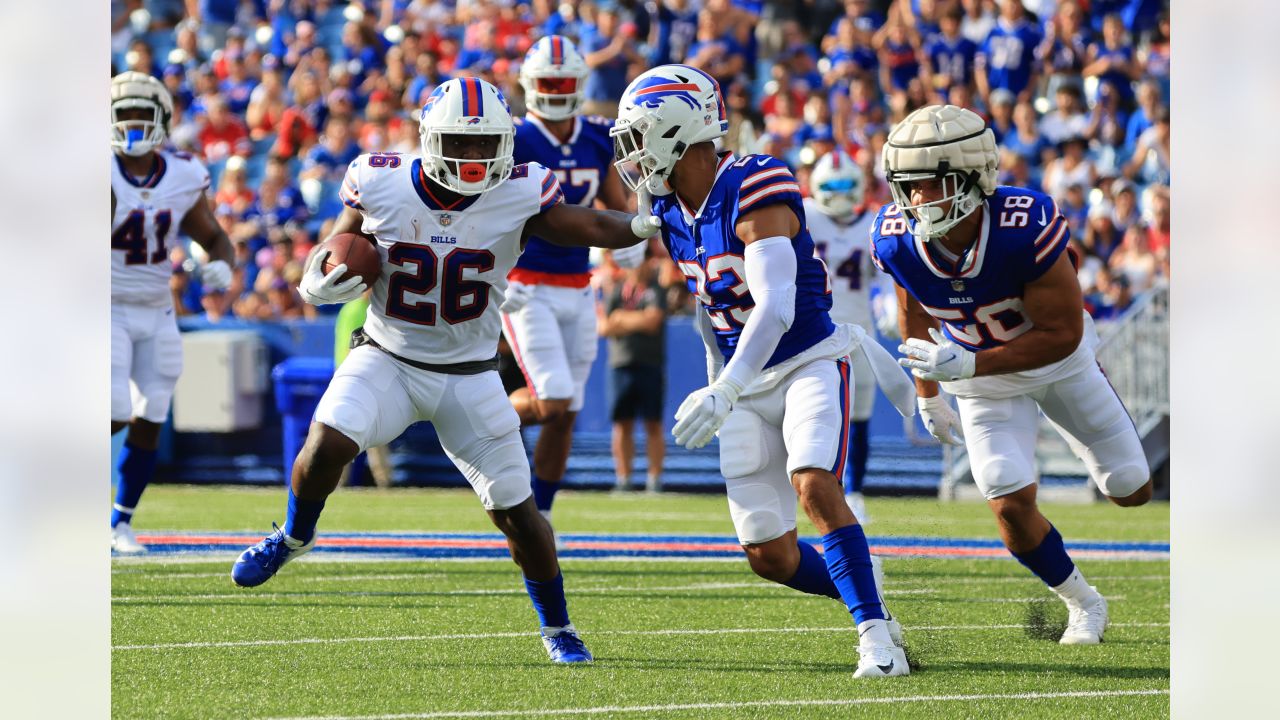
526,202 -> 659,250
971,251 -> 1084,376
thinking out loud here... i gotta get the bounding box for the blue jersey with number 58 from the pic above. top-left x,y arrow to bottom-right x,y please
512,114 -> 615,279
869,186 -> 1070,351
653,152 -> 835,368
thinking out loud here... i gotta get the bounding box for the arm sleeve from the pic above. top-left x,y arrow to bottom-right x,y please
694,305 -> 725,386
716,235 -> 797,393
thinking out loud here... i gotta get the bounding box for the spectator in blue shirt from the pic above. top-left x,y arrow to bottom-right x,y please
876,22 -> 920,93
580,4 -> 644,117
922,7 -> 978,93
404,51 -> 450,110
1036,0 -> 1091,100
685,9 -> 746,88
301,118 -> 360,185
218,50 -> 258,115
1084,13 -> 1140,106
1003,100 -> 1051,170
827,0 -> 887,37
1125,79 -> 1162,156
975,0 -> 1042,106
648,0 -> 699,66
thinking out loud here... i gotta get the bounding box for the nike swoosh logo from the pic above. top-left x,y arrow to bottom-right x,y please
1038,207 -> 1047,226
940,352 -> 955,365
755,157 -> 770,166
877,662 -> 895,673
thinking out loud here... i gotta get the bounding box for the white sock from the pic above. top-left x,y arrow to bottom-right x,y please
857,619 -> 894,648
1051,568 -> 1101,606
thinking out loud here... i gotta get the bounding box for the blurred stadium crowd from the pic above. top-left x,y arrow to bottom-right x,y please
111,0 -> 1170,324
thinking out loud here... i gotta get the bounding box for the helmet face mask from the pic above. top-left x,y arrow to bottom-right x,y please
111,72 -> 173,157
519,36 -> 589,121
418,78 -> 515,196
612,64 -> 729,196
882,104 -> 998,240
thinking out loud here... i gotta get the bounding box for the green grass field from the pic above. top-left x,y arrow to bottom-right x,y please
112,487 -> 1169,719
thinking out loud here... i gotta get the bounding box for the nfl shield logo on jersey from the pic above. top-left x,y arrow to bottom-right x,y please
438,213 -> 453,227
951,279 -> 966,292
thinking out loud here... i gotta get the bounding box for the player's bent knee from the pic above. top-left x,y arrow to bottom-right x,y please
299,423 -> 361,474
975,457 -> 1035,500
1105,471 -> 1153,507
743,541 -> 798,583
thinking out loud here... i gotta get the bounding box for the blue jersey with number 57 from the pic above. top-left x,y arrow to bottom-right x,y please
869,186 -> 1070,351
653,152 -> 835,368
512,114 -> 615,278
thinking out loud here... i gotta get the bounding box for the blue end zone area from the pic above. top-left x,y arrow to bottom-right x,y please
128,530 -> 1170,562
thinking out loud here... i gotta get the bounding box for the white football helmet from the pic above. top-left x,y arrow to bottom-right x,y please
612,64 -> 729,196
883,104 -> 998,239
809,150 -> 865,219
111,71 -> 173,157
419,77 -> 515,196
519,35 -> 589,121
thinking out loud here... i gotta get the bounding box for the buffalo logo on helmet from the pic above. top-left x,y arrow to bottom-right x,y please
628,75 -> 702,111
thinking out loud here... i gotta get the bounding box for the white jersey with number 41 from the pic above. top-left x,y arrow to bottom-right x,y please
803,197 -> 879,331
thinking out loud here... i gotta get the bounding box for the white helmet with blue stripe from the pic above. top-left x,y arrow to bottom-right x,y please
111,71 -> 173,157
612,64 -> 728,196
519,35 -> 589,121
810,150 -> 865,219
418,77 -> 515,196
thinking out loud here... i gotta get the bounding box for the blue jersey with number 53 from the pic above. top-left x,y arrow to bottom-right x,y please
512,114 -> 615,278
869,186 -> 1070,351
653,152 -> 835,368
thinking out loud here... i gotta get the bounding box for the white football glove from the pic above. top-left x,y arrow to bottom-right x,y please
917,394 -> 965,445
672,380 -> 741,450
630,186 -> 662,239
298,248 -> 367,306
899,327 -> 977,382
200,259 -> 232,291
499,281 -> 535,314
611,241 -> 647,269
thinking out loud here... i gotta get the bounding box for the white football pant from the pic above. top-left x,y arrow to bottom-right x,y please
500,284 -> 598,412
314,345 -> 532,510
111,303 -> 183,424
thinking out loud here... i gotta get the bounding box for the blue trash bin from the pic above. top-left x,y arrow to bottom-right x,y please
272,357 -> 335,483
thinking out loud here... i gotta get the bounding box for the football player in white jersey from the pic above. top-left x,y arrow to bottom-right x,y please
230,77 -> 660,664
502,36 -> 645,531
110,72 -> 234,553
803,151 -> 883,523
875,105 -> 1153,644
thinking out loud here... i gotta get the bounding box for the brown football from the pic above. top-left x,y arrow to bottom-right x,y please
320,233 -> 381,287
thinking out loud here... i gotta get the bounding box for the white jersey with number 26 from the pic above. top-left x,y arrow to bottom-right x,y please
340,153 -> 565,365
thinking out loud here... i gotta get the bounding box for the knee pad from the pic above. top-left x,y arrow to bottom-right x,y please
467,436 -> 532,510
975,456 -> 1035,500
727,480 -> 789,545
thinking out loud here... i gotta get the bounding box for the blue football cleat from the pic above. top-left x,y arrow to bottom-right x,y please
541,625 -> 593,663
231,523 -> 315,587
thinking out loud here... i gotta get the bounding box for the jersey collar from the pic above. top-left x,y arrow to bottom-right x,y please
912,203 -> 990,279
115,152 -> 167,189
525,114 -> 581,150
411,158 -> 482,212
677,152 -> 736,225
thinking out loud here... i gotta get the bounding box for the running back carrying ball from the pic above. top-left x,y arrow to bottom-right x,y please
320,233 -> 381,287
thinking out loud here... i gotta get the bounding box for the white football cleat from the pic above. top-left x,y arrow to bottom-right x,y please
844,492 -> 870,524
111,522 -> 147,554
1060,590 -> 1109,645
854,644 -> 909,678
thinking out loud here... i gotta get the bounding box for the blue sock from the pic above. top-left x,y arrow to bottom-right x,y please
524,572 -> 571,628
845,420 -> 870,493
821,524 -> 885,624
1011,525 -> 1075,588
783,540 -> 841,599
283,488 -> 326,544
112,442 -> 157,527
531,474 -> 559,513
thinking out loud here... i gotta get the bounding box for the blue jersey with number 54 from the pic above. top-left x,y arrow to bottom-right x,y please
512,114 -> 615,279
653,152 -> 835,368
869,186 -> 1070,351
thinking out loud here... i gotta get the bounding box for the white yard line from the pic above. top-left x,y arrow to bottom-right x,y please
112,621 -> 1169,651
263,688 -> 1170,720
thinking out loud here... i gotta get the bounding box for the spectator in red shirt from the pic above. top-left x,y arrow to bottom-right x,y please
198,95 -> 250,161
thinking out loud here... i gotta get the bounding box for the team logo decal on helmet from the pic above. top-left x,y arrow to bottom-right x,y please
519,35 -> 589,121
111,71 -> 174,157
883,104 -> 998,240
418,77 -> 515,195
612,64 -> 728,195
